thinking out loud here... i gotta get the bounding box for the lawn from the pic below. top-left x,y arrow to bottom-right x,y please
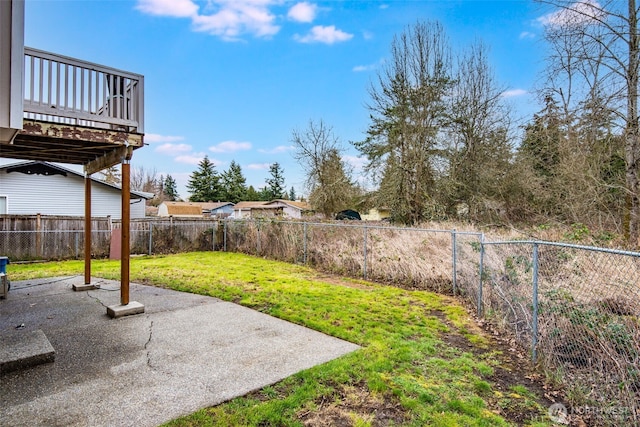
10,252 -> 556,426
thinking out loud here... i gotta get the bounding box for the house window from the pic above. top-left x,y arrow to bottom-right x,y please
0,196 -> 6,214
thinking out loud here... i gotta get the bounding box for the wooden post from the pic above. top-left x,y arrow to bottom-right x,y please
84,174 -> 91,285
121,157 -> 130,305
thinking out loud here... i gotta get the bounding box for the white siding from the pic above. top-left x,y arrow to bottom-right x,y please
0,169 -> 146,219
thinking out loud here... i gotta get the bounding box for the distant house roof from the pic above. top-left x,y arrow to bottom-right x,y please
233,201 -> 270,210
0,161 -> 153,199
199,202 -> 234,211
266,199 -> 312,211
160,201 -> 204,216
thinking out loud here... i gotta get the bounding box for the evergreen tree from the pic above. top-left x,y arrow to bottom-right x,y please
164,174 -> 179,201
221,160 -> 247,203
264,162 -> 286,200
186,156 -> 222,202
288,186 -> 296,201
246,185 -> 260,201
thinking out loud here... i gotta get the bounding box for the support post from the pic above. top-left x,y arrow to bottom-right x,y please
74,173 -> 95,291
83,174 -> 91,284
121,158 -> 130,305
107,146 -> 144,318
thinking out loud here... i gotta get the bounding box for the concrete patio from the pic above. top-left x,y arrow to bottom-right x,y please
0,276 -> 360,427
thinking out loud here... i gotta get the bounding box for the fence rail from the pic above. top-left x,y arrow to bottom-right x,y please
23,47 -> 144,132
1,217 -> 638,425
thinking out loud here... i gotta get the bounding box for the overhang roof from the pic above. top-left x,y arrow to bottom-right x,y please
0,160 -> 153,199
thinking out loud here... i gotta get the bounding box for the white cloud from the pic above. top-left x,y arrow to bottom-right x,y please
247,163 -> 271,170
174,153 -> 207,165
501,89 -> 528,98
136,0 -> 198,18
295,25 -> 353,44
155,143 -> 193,154
209,140 -> 252,153
537,0 -> 604,27
145,133 -> 186,143
343,155 -> 367,170
288,2 -> 317,23
258,145 -> 295,154
137,0 -> 281,40
191,1 -> 280,40
519,31 -> 535,40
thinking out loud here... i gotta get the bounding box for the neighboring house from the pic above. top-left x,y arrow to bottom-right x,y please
157,201 -> 204,218
201,202 -> 234,218
361,207 -> 391,221
231,200 -> 312,220
232,201 -> 278,219
157,201 -> 235,218
0,161 -> 152,219
265,199 -> 312,219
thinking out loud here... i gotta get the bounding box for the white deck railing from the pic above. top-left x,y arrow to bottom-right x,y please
23,47 -> 144,133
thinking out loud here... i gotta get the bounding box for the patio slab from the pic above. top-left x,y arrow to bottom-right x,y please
0,276 -> 360,427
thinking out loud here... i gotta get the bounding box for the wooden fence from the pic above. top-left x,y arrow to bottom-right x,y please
0,215 -> 219,260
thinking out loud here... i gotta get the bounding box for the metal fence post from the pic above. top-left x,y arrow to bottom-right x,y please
478,234 -> 485,317
256,220 -> 261,254
303,222 -> 308,264
363,225 -> 368,280
452,229 -> 457,295
223,220 -> 227,252
532,242 -> 539,363
148,223 -> 153,255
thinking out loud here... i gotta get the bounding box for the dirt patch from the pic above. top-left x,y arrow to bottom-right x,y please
298,382 -> 407,427
429,309 -> 562,426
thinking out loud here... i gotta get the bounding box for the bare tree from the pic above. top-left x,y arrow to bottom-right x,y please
538,0 -> 640,244
445,41 -> 514,220
291,120 -> 356,217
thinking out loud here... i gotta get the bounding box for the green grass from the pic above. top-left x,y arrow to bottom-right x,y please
10,252 -> 554,426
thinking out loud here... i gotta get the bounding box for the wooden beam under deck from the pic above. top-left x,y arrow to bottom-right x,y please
1,119 -> 143,170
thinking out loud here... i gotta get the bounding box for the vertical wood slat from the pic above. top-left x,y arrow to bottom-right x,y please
80,67 -> 84,112
88,69 -> 92,114
47,59 -> 52,105
72,66 -> 77,111
56,62 -> 60,108
29,55 -> 34,103
38,57 -> 43,105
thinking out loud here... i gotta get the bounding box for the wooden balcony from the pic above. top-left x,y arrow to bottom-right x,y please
0,47 -> 145,173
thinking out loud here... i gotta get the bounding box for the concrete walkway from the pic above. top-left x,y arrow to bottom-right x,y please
0,277 -> 360,427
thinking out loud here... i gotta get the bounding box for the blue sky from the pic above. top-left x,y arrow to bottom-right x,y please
19,0 -> 554,200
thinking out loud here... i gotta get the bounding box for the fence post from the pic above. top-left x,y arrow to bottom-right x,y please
75,231 -> 79,259
452,229 -> 457,295
478,234 -> 485,317
303,222 -> 308,264
363,225 -> 368,280
148,223 -> 153,255
223,220 -> 227,252
532,242 -> 539,363
212,224 -> 215,251
256,220 -> 261,254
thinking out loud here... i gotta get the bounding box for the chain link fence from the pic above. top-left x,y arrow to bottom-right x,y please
1,217 -> 639,424
0,230 -> 111,260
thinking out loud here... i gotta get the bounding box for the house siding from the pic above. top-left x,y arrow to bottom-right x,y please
0,168 -> 145,219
